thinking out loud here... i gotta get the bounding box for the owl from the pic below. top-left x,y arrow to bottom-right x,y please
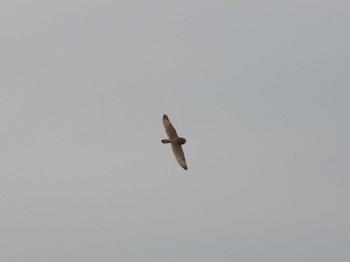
161,114 -> 188,170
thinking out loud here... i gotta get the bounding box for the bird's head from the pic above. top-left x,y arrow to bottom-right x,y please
178,137 -> 186,144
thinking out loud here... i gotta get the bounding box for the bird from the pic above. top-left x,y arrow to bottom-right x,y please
161,114 -> 188,170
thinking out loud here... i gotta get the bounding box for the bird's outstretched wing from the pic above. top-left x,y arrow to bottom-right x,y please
171,144 -> 188,170
163,114 -> 178,138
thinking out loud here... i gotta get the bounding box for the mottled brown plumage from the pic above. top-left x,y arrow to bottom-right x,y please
161,114 -> 188,170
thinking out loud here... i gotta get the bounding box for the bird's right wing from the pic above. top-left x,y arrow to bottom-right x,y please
163,114 -> 178,138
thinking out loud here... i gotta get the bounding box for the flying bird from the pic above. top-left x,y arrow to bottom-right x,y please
161,114 -> 188,170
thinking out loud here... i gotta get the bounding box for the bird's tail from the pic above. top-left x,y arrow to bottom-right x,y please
161,139 -> 171,144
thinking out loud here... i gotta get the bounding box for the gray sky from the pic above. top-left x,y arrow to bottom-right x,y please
1,1 -> 349,261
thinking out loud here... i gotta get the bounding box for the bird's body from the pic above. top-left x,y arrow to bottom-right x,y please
161,137 -> 186,145
161,114 -> 188,170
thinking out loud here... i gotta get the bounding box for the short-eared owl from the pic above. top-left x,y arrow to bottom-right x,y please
161,114 -> 188,170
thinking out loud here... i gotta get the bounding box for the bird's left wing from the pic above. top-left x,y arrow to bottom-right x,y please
171,144 -> 188,170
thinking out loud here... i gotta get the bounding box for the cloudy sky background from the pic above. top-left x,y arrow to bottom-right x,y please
1,1 -> 349,261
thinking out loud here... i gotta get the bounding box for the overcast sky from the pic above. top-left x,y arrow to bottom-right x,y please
1,1 -> 349,261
